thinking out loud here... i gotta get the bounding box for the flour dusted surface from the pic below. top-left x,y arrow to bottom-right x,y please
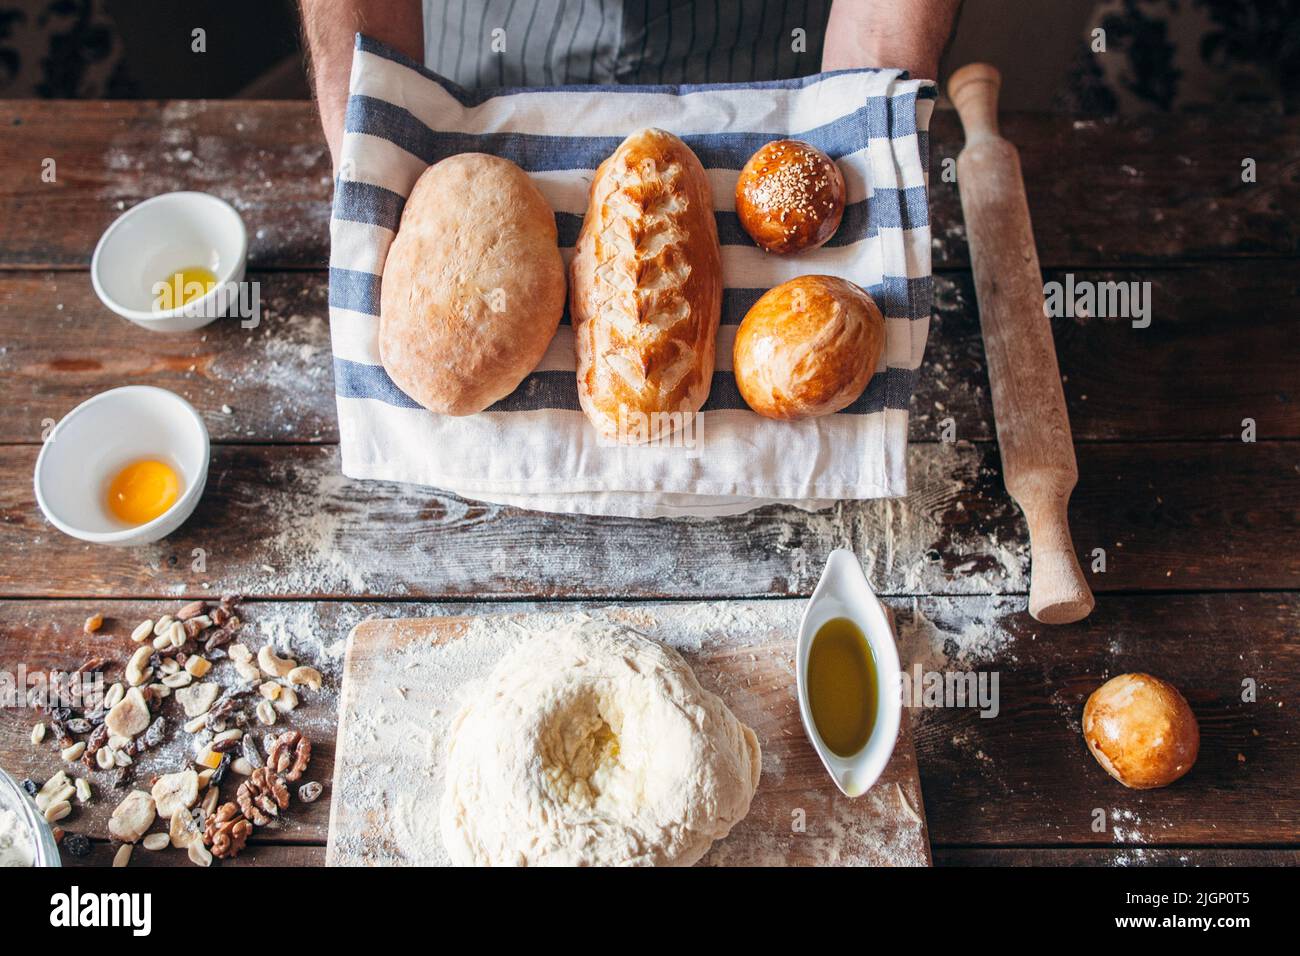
329,603 -> 932,867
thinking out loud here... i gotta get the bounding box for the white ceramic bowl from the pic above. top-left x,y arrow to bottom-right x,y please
0,767 -> 61,867
91,191 -> 247,333
796,549 -> 902,798
34,386 -> 210,547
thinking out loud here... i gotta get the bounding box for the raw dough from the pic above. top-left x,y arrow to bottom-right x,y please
439,619 -> 762,866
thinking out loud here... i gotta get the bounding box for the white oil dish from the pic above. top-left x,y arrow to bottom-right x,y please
34,386 -> 209,547
796,548 -> 902,797
91,191 -> 247,333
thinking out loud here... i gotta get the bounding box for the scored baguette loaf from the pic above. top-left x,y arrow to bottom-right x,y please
569,128 -> 723,444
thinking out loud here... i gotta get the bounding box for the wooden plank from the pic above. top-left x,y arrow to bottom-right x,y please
905,592 -> 1300,847
6,262 -> 1296,446
327,607 -> 929,866
2,440 -> 1297,599
61,840 -> 325,868
0,271 -> 335,445
0,102 -> 332,271
2,594 -> 1296,855
1,103 -> 1296,270
928,110 -> 1300,267
935,848 -> 1300,867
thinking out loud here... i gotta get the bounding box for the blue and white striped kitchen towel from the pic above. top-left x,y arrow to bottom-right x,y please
329,35 -> 935,518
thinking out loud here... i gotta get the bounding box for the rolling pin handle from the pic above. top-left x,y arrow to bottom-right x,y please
947,63 -> 1002,142
1022,489 -> 1095,625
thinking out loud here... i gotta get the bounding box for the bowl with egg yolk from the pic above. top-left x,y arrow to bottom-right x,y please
34,386 -> 209,546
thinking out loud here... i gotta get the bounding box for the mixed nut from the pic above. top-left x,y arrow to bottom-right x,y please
24,595 -> 326,865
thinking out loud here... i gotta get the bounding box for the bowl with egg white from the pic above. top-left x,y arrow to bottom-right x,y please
34,386 -> 210,546
91,191 -> 247,333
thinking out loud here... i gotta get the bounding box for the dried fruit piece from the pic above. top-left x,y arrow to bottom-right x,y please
185,656 -> 211,678
108,790 -> 156,843
63,832 -> 91,857
169,808 -> 201,849
84,613 -> 104,634
151,769 -> 199,818
175,681 -> 221,718
105,686 -> 151,738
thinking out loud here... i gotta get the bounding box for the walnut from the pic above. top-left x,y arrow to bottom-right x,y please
236,768 -> 290,826
203,802 -> 252,858
267,730 -> 311,783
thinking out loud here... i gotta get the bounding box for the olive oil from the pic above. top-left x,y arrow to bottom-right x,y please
154,265 -> 217,310
806,616 -> 878,758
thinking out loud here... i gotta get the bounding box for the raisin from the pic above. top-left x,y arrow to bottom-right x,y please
63,832 -> 91,858
20,778 -> 38,797
65,717 -> 92,734
142,716 -> 166,749
211,753 -> 231,785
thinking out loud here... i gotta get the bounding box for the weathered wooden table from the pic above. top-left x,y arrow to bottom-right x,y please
0,102 -> 1296,867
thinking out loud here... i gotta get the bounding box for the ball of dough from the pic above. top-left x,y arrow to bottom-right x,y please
735,139 -> 846,254
1083,673 -> 1199,789
733,275 -> 885,420
440,620 -> 762,866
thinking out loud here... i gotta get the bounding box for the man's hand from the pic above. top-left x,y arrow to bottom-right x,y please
822,0 -> 962,81
298,0 -> 424,171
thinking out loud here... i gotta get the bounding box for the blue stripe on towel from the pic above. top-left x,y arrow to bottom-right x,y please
346,94 -> 919,171
334,358 -> 917,415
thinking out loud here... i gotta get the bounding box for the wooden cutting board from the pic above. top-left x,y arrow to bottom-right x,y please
326,602 -> 930,866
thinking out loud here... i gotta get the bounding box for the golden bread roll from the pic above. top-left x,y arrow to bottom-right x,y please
379,153 -> 565,416
732,275 -> 884,421
1083,673 -> 1199,789
569,128 -> 722,444
735,139 -> 846,254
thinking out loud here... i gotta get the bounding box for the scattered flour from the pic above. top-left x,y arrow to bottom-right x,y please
330,603 -> 929,867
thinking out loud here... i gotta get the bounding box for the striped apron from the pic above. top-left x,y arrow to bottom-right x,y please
422,0 -> 831,87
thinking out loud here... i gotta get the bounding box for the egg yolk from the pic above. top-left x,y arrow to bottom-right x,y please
106,459 -> 182,525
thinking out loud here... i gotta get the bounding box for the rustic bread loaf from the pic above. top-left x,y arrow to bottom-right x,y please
379,153 -> 565,416
569,128 -> 722,444
733,275 -> 884,420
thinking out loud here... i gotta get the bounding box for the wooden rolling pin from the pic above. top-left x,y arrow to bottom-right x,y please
948,63 -> 1094,625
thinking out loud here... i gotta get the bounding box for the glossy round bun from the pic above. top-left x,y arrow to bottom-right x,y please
733,275 -> 884,421
1083,673 -> 1199,790
735,139 -> 846,254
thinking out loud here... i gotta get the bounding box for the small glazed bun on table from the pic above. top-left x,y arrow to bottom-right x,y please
735,139 -> 846,254
379,153 -> 566,416
1083,673 -> 1199,789
733,275 -> 884,421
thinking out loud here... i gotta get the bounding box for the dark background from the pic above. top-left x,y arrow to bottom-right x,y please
0,0 -> 1295,112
